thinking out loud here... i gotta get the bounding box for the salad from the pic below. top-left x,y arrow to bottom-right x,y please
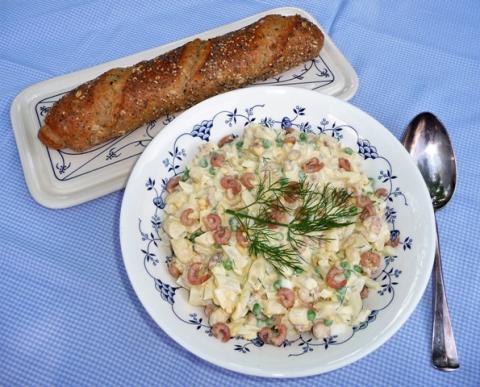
162,124 -> 397,345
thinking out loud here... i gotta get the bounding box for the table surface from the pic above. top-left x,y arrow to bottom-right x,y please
1,1 -> 479,385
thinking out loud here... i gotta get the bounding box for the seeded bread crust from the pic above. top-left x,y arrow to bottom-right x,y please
38,14 -> 324,151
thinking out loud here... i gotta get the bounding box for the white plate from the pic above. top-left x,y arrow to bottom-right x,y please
10,7 -> 358,209
120,86 -> 435,377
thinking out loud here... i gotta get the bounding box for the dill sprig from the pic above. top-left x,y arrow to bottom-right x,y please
226,176 -> 358,275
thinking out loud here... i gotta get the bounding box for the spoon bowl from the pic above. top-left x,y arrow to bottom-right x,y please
403,112 -> 459,371
403,113 -> 457,209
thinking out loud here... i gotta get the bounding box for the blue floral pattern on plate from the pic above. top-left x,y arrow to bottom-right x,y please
137,103 -> 412,356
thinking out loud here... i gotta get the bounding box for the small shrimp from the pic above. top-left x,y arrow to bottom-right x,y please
180,208 -> 196,226
268,206 -> 286,229
277,288 -> 295,308
302,157 -> 324,173
211,322 -> 231,342
168,263 -> 181,279
213,227 -> 232,245
166,175 -> 181,193
338,157 -> 352,171
220,176 -> 242,195
203,213 -> 221,231
240,172 -> 256,190
356,195 -> 372,208
326,267 -> 347,289
360,286 -> 369,299
235,229 -> 249,247
210,153 -> 225,168
360,204 -> 376,221
258,324 -> 287,346
360,251 -> 381,269
283,181 -> 300,203
269,324 -> 287,346
285,127 -> 295,134
386,233 -> 400,247
375,188 -> 389,198
284,135 -> 296,145
187,263 -> 211,285
218,134 -> 235,148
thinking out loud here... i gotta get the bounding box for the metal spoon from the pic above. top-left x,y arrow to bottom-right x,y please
403,112 -> 459,371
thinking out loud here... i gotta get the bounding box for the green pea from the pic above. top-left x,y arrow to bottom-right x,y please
353,265 -> 363,273
199,158 -> 208,168
275,137 -> 284,147
235,141 -> 244,150
262,139 -> 272,149
208,166 -> 216,176
307,309 -> 316,321
343,147 -> 354,155
273,279 -> 282,290
340,261 -> 351,270
252,303 -> 261,316
222,259 -> 233,270
299,132 -> 308,143
323,319 -> 333,327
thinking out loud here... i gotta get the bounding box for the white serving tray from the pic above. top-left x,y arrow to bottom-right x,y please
10,7 -> 358,208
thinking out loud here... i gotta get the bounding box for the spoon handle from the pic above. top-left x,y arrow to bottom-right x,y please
432,218 -> 459,371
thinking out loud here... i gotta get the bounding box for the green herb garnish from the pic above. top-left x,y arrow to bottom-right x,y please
353,264 -> 363,273
187,229 -> 204,242
225,176 -> 358,275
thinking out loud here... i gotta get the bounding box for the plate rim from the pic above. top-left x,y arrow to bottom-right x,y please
120,85 -> 436,377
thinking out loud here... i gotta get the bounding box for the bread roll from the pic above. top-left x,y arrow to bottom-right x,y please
38,14 -> 324,151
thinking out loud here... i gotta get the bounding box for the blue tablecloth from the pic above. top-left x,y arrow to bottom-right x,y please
1,1 -> 479,385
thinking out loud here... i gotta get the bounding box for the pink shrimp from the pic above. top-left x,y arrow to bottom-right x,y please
213,227 -> 232,245
360,204 -> 376,221
356,195 -> 372,208
211,323 -> 231,342
375,188 -> 389,198
338,157 -> 352,171
326,267 -> 347,289
218,134 -> 235,148
268,206 -> 286,229
258,324 -> 287,346
285,127 -> 295,134
210,153 -> 225,168
166,175 -> 181,193
277,288 -> 295,309
180,208 -> 196,226
283,181 -> 300,203
302,157 -> 324,173
284,135 -> 296,145
220,176 -> 242,195
240,172 -> 256,190
203,213 -> 221,231
360,251 -> 381,269
187,263 -> 211,286
168,264 -> 181,279
235,230 -> 249,247
386,233 -> 401,247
